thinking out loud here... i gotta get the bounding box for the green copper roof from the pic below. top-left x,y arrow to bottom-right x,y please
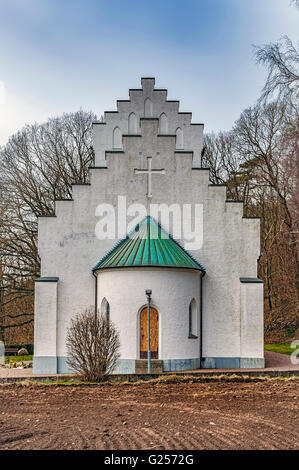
93,216 -> 205,272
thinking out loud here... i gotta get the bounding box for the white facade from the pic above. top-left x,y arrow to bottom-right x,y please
33,78 -> 264,375
97,268 -> 202,373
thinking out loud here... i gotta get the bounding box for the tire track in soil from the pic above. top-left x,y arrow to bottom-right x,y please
213,411 -> 299,449
0,381 -> 298,450
193,415 -> 297,450
131,412 -> 297,450
141,427 -> 184,450
0,431 -> 45,448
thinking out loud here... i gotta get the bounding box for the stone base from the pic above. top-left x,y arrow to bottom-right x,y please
33,355 -> 265,375
202,357 -> 265,369
112,359 -> 136,374
33,356 -> 58,375
162,358 -> 201,372
33,357 -> 137,375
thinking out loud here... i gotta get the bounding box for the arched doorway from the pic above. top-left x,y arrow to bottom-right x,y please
139,307 -> 159,359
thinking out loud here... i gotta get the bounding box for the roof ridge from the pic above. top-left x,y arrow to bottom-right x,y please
92,216 -> 205,272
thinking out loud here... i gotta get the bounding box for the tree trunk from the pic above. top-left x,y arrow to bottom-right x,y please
0,265 -> 5,343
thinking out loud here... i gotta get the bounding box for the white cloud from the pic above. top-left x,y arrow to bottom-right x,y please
0,86 -> 50,147
0,81 -> 5,105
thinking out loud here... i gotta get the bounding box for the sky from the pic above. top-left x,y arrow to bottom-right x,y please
0,0 -> 298,146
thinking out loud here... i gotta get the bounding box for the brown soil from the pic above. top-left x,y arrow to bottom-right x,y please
0,378 -> 298,450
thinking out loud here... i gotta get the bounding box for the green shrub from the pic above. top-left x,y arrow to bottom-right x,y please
285,328 -> 295,338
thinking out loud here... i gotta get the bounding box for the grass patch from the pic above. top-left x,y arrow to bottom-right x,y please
43,380 -> 86,386
264,344 -> 296,355
0,375 -> 297,388
5,355 -> 33,363
29,375 -> 299,386
41,377 -> 113,386
124,374 -> 270,385
36,374 -> 274,387
268,375 -> 299,381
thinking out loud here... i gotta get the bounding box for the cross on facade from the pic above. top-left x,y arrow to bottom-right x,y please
134,156 -> 165,198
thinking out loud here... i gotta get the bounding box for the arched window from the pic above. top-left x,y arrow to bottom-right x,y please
159,113 -> 168,134
188,299 -> 197,338
144,98 -> 152,117
128,112 -> 138,134
175,127 -> 183,149
101,298 -> 110,322
112,126 -> 122,149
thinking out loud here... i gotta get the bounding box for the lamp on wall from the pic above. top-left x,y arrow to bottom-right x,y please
145,289 -> 152,373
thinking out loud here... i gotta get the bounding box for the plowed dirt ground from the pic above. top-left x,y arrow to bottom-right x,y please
0,377 -> 298,450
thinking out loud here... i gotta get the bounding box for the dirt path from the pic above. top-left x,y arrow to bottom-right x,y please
0,378 -> 298,450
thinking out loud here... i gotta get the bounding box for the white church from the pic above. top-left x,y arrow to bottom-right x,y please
33,78 -> 264,375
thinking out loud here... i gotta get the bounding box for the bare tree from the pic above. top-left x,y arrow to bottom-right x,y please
233,103 -> 297,238
66,308 -> 120,382
203,132 -> 234,183
255,37 -> 299,104
204,99 -> 298,339
0,110 -> 96,342
254,1 -> 299,106
203,131 -> 253,202
233,102 -> 298,334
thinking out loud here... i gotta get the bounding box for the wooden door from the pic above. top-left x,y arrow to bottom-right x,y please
140,307 -> 159,359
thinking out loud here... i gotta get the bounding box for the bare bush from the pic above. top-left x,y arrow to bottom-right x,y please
66,307 -> 120,382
